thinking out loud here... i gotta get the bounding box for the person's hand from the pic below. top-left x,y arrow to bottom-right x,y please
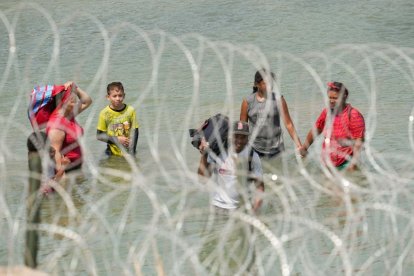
54,167 -> 65,182
198,137 -> 209,154
63,81 -> 74,90
346,163 -> 358,172
61,156 -> 71,166
118,136 -> 130,147
298,146 -> 308,158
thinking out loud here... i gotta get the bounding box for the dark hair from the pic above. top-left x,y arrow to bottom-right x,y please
252,69 -> 276,93
327,81 -> 349,96
107,82 -> 124,95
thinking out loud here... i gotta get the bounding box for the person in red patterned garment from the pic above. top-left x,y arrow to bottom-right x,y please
299,82 -> 365,171
46,81 -> 92,179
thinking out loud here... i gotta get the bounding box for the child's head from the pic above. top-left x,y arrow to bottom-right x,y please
106,82 -> 126,110
107,82 -> 124,95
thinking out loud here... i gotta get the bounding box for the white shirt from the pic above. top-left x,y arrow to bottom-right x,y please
207,147 -> 262,210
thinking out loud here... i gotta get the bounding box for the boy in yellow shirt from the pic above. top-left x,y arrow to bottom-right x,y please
96,82 -> 139,156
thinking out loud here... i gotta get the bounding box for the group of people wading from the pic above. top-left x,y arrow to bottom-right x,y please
26,69 -> 365,275
27,70 -> 365,206
197,69 -> 365,214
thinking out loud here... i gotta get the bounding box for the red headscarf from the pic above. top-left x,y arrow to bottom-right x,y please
28,84 -> 72,130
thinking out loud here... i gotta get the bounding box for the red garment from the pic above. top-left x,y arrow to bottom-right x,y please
46,113 -> 84,168
28,84 -> 72,130
315,104 -> 365,166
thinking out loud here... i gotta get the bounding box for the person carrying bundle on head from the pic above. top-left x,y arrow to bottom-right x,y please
28,81 -> 91,192
197,120 -> 264,213
196,120 -> 264,275
45,81 -> 92,176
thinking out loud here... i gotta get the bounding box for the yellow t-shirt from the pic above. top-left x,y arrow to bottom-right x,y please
97,105 -> 139,156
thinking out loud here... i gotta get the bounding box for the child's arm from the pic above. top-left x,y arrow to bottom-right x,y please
128,108 -> 139,155
96,130 -> 118,144
129,128 -> 139,155
97,130 -> 131,152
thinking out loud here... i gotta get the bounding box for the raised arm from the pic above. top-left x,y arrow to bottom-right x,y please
280,96 -> 302,148
64,81 -> 92,114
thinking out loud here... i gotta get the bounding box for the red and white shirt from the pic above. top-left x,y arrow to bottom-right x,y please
315,104 -> 365,167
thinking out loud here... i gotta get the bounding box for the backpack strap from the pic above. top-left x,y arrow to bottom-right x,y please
248,148 -> 254,173
348,105 -> 353,121
347,105 -> 353,137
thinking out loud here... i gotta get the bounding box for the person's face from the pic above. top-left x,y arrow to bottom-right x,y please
328,90 -> 346,113
63,93 -> 78,114
233,134 -> 248,153
107,88 -> 125,110
256,80 -> 268,93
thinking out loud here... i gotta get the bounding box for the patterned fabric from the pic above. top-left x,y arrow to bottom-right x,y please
315,104 -> 365,166
28,84 -> 70,129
